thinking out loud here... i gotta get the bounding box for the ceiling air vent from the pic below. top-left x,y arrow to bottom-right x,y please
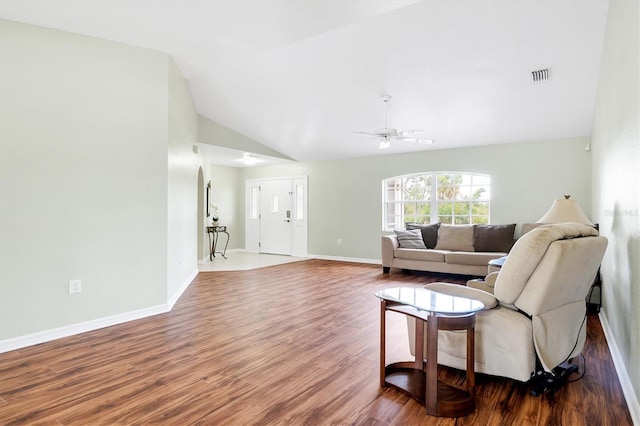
531,68 -> 550,83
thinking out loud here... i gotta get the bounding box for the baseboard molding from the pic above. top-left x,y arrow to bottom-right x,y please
168,268 -> 198,310
307,253 -> 381,265
0,269 -> 200,354
599,309 -> 640,425
0,303 -> 168,353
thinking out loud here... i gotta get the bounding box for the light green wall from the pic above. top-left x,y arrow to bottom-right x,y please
207,164 -> 244,250
240,137 -> 592,260
198,114 -> 292,160
167,58 -> 199,298
591,0 -> 640,411
0,20 -> 200,341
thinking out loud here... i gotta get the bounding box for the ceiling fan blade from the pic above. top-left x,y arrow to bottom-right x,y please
393,136 -> 435,144
398,129 -> 427,137
353,131 -> 379,136
414,138 -> 435,144
375,128 -> 399,137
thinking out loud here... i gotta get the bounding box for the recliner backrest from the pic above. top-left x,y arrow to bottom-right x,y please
494,222 -> 602,311
514,236 -> 607,316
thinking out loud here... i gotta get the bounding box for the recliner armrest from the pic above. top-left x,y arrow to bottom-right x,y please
424,282 -> 498,309
467,271 -> 500,294
486,271 -> 499,287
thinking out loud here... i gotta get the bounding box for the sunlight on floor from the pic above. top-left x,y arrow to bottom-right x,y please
198,251 -> 309,272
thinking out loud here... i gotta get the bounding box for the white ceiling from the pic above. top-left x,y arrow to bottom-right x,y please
0,0 -> 609,163
196,143 -> 294,168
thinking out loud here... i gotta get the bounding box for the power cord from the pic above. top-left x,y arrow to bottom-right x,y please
567,353 -> 586,383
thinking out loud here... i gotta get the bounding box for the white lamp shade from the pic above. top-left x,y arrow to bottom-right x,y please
538,197 -> 593,226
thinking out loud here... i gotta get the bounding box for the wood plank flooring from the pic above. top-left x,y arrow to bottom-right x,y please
0,259 -> 632,425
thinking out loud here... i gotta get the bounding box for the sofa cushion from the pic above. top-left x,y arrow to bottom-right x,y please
406,222 -> 440,249
434,224 -> 475,251
394,229 -> 427,249
474,224 -> 516,252
395,248 -> 447,262
445,251 -> 506,266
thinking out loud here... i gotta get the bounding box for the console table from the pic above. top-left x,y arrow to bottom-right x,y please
375,287 -> 484,417
207,225 -> 229,260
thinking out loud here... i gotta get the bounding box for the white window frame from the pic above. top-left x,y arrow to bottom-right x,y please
382,172 -> 491,231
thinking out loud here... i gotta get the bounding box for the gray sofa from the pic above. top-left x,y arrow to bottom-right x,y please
381,223 -> 516,276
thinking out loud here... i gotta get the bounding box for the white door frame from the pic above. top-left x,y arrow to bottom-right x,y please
245,176 -> 308,257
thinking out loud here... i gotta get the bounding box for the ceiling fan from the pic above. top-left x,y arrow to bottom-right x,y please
354,95 -> 434,149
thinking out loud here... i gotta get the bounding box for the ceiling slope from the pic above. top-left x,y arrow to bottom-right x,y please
0,1 -> 609,161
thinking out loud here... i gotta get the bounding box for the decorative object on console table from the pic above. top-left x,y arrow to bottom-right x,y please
210,203 -> 220,227
538,195 -> 601,313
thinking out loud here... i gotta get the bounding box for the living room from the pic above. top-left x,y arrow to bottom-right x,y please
0,1 -> 638,424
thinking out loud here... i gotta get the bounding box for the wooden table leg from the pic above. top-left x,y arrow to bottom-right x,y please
414,317 -> 424,371
466,324 -> 475,396
380,300 -> 386,388
425,314 -> 438,415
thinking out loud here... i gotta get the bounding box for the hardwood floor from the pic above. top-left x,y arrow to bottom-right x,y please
0,260 -> 632,425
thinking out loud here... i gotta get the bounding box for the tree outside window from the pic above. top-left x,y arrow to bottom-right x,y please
383,172 -> 490,230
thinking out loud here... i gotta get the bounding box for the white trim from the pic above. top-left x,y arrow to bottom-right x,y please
599,309 -> 640,425
307,253 -> 381,265
168,268 -> 198,310
0,268 -> 200,354
0,303 -> 168,353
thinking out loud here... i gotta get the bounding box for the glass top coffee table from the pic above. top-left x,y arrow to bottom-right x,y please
375,286 -> 484,417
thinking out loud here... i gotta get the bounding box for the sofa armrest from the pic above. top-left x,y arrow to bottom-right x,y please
381,234 -> 399,268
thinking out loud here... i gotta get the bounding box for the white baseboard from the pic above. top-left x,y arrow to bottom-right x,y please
307,253 -> 381,265
168,268 -> 198,310
0,269 -> 200,354
599,309 -> 640,425
0,303 -> 168,353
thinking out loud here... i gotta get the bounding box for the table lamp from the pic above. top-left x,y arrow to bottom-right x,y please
538,195 -> 594,226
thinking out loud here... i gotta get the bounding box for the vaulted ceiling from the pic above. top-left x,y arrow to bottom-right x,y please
0,1 -> 609,162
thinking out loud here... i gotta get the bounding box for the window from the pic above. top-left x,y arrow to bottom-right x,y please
383,172 -> 490,230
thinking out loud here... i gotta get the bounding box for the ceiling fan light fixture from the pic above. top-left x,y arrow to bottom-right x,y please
355,95 -> 434,149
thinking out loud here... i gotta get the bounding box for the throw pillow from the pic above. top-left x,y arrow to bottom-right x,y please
474,224 -> 516,252
405,222 -> 441,248
434,224 -> 475,251
394,229 -> 427,249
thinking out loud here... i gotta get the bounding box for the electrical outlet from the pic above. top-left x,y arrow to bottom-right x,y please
337,238 -> 342,245
69,279 -> 82,294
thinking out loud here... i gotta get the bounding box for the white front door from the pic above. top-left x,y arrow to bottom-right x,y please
245,176 -> 308,256
259,179 -> 293,255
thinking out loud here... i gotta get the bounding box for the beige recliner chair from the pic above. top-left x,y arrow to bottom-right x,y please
406,222 -> 607,391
